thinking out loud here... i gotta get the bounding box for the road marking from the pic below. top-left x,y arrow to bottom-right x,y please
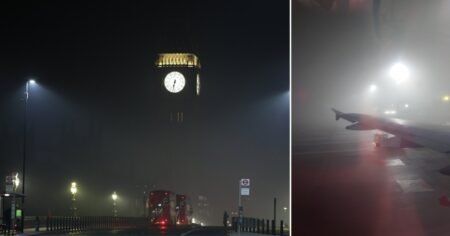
385,159 -> 405,166
180,227 -> 203,236
396,179 -> 434,193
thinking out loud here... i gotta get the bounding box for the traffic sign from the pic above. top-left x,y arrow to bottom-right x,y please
5,175 -> 14,193
240,178 -> 250,187
240,187 -> 250,196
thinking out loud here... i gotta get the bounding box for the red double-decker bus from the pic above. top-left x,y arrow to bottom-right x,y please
176,194 -> 193,225
148,190 -> 176,225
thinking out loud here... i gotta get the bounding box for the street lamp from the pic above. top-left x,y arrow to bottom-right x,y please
112,191 -> 118,217
21,79 -> 36,232
70,182 -> 78,216
13,173 -> 20,192
369,84 -> 377,93
389,62 -> 410,84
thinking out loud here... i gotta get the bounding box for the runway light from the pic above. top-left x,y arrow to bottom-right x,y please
389,62 -> 410,84
384,110 -> 397,115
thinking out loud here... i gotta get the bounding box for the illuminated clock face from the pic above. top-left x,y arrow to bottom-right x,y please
196,74 -> 200,95
164,71 -> 185,93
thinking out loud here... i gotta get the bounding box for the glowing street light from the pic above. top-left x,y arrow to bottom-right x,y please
369,84 -> 377,93
112,191 -> 118,216
442,95 -> 450,102
389,62 -> 410,84
13,173 -> 20,191
21,79 -> 37,232
70,182 -> 78,216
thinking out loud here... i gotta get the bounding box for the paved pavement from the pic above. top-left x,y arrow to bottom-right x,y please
293,127 -> 450,236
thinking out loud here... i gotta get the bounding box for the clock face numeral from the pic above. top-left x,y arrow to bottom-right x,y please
164,71 -> 186,93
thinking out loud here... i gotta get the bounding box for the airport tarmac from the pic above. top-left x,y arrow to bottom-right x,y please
293,126 -> 450,236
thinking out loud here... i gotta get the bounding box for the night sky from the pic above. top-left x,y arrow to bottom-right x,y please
0,1 -> 289,224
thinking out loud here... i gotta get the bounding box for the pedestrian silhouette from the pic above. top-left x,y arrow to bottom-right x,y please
223,211 -> 229,228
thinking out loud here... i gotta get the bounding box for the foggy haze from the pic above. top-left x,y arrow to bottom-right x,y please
0,1 -> 289,225
293,0 -> 450,134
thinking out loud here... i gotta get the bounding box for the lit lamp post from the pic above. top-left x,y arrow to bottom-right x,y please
70,182 -> 78,216
389,62 -> 410,84
21,79 -> 36,232
13,173 -> 20,192
112,191 -> 118,217
282,207 -> 288,227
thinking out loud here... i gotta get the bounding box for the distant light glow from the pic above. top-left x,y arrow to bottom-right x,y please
443,96 -> 450,102
384,110 -> 397,115
369,84 -> 377,93
404,104 -> 409,108
70,182 -> 78,194
29,79 -> 36,85
13,173 -> 20,190
389,62 -> 410,84
196,74 -> 200,96
192,218 -> 196,224
112,191 -> 118,201
283,207 -> 288,211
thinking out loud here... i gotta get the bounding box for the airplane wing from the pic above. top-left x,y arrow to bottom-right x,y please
332,108 -> 450,154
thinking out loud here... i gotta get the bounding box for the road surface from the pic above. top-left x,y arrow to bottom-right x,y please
293,127 -> 450,236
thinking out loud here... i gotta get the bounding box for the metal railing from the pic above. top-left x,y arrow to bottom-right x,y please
1,216 -> 148,235
231,217 -> 288,236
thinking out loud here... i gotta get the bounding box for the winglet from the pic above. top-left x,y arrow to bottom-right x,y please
331,108 -> 343,121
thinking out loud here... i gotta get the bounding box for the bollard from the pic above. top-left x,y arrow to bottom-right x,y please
271,220 -> 275,235
34,216 -> 40,232
280,220 -> 284,236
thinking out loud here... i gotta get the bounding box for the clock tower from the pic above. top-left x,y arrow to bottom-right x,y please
155,53 -> 201,123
